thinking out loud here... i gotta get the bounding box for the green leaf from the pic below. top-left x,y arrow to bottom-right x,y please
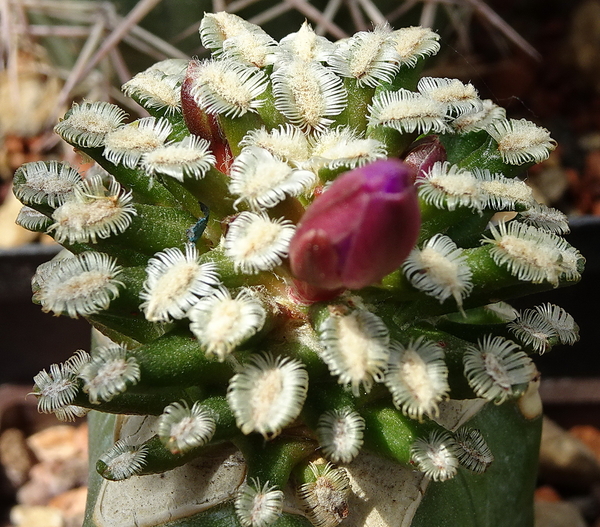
411,401 -> 541,527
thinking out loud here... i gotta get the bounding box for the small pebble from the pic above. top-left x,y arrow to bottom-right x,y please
27,426 -> 83,464
570,425 -> 600,461
535,501 -> 587,527
10,504 -> 63,527
17,457 -> 87,506
539,417 -> 600,489
48,487 -> 87,527
535,485 -> 562,502
0,429 -> 36,487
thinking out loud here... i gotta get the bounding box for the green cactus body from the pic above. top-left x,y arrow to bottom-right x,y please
18,12 -> 582,527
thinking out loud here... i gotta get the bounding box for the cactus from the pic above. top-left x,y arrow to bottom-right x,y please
15,12 -> 583,527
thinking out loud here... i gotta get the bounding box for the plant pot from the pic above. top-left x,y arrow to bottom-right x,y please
0,244 -> 91,384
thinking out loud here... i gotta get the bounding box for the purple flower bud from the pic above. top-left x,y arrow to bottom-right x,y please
403,136 -> 446,179
289,159 -> 420,296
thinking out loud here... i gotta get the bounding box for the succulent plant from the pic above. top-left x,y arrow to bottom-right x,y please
15,12 -> 582,527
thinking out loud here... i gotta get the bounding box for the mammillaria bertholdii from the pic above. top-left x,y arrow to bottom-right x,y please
16,12 -> 581,527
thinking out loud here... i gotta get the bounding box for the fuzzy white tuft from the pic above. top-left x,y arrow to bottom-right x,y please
55,101 -> 127,148
157,401 -> 216,454
328,25 -> 399,87
235,479 -> 284,527
418,161 -> 485,212
411,430 -> 460,482
32,362 -> 81,416
316,408 -> 365,463
391,26 -> 440,67
229,146 -> 316,209
385,337 -> 449,420
200,12 -> 275,67
534,303 -> 579,345
309,126 -> 387,171
37,251 -> 123,318
200,12 -> 251,51
417,77 -> 482,115
14,161 -> 82,208
98,439 -> 148,481
463,335 -> 536,404
488,119 -> 557,165
368,89 -> 448,134
221,28 -> 277,68
227,353 -> 309,438
142,135 -> 215,181
508,309 -> 558,354
276,21 -> 335,63
16,206 -> 53,232
451,99 -> 506,133
482,221 -> 570,286
298,462 -> 351,527
78,343 -> 140,404
103,117 -> 172,169
517,202 -> 570,234
50,175 -> 136,244
454,427 -> 494,474
140,244 -> 220,323
188,287 -> 267,360
240,125 -> 311,167
122,70 -> 182,115
403,234 -> 473,309
189,59 -> 268,118
319,308 -> 390,396
473,168 -> 534,211
223,211 -> 296,274
272,60 -> 347,131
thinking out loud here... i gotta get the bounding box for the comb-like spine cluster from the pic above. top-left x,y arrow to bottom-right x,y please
16,12 -> 582,527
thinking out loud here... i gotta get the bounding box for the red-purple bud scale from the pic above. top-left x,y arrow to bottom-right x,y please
403,136 -> 447,181
181,61 -> 233,174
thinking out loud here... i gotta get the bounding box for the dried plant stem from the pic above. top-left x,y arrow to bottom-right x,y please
315,0 -> 343,35
463,0 -> 540,60
124,17 -> 189,59
56,17 -> 106,110
248,3 -> 294,27
284,0 -> 348,39
348,0 -> 368,31
80,0 -> 164,80
420,1 -> 438,28
386,0 -> 424,23
109,48 -> 131,86
443,3 -> 472,53
357,0 -> 387,25
212,0 -> 227,12
227,0 -> 262,13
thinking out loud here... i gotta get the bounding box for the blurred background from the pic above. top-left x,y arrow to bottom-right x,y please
1,1 -> 600,526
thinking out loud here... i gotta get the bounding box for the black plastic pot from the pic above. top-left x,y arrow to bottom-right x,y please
512,215 -> 600,377
0,244 -> 90,384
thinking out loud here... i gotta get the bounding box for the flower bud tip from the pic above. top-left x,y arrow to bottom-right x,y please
289,159 -> 420,291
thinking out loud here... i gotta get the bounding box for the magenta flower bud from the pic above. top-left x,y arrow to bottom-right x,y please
403,136 -> 447,180
289,159 -> 420,294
